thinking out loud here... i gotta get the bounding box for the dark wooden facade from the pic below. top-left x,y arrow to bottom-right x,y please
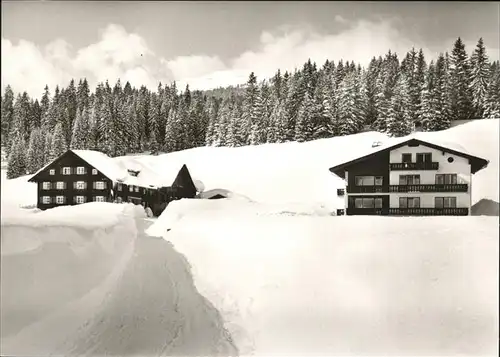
28,151 -> 114,210
29,151 -> 198,217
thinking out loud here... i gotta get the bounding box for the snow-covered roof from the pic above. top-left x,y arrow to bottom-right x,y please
329,133 -> 489,176
30,149 -> 190,189
71,150 -> 127,183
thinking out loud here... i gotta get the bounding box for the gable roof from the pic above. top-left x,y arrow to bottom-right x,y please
329,135 -> 489,178
29,150 -> 192,189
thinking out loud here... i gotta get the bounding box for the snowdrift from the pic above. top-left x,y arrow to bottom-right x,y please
155,202 -> 499,356
1,203 -> 237,356
1,204 -> 142,340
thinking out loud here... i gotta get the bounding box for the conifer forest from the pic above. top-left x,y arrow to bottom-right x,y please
2,37 -> 499,179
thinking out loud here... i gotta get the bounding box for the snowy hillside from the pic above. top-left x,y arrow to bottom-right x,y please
2,118 -> 498,213
134,118 -> 500,207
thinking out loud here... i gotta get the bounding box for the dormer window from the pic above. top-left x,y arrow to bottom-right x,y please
127,169 -> 140,177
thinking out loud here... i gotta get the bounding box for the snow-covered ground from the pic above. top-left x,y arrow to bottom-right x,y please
1,203 -> 236,356
1,119 -> 498,356
149,198 -> 499,356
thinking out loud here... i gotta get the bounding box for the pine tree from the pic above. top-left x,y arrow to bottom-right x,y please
249,86 -> 266,145
1,85 -> 15,153
50,123 -> 67,161
77,78 -> 90,113
7,136 -> 27,179
336,71 -> 366,135
386,75 -> 413,137
295,91 -> 314,142
469,38 -> 490,118
205,97 -> 219,146
483,63 -> 500,118
40,85 -> 50,116
450,37 -> 473,120
43,131 -> 53,164
26,128 -> 46,174
70,107 -> 90,150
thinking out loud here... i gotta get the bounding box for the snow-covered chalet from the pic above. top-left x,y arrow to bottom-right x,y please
329,135 -> 489,216
28,150 -> 198,216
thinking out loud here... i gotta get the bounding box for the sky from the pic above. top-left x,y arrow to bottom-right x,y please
1,1 -> 499,99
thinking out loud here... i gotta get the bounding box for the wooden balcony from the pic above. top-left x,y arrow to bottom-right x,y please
347,185 -> 387,193
346,208 -> 386,215
390,162 -> 439,170
388,208 -> 469,216
389,184 -> 468,193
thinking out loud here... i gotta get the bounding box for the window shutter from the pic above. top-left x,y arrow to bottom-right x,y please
93,182 -> 96,189
104,181 -> 107,189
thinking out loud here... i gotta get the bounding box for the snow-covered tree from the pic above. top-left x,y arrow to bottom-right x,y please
49,123 -> 67,161
469,38 -> 490,118
450,37 -> 473,120
70,107 -> 90,150
26,128 -> 46,174
386,75 -> 413,137
336,71 -> 365,135
484,63 -> 500,118
294,91 -> 314,142
7,136 -> 27,179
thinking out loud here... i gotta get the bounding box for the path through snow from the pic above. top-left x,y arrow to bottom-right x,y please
1,218 -> 237,356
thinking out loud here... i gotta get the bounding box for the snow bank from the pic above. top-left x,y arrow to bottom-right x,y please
0,204 -> 139,342
1,202 -> 145,231
1,207 -> 237,356
160,206 -> 498,356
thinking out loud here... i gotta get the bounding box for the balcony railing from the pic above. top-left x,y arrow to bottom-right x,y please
346,208 -> 386,215
389,184 -> 468,193
390,162 -> 439,170
388,208 -> 469,216
347,185 -> 387,193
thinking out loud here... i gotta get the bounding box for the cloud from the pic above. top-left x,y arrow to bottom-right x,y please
1,24 -> 166,99
5,19 -> 495,98
163,18 -> 437,90
165,55 -> 226,82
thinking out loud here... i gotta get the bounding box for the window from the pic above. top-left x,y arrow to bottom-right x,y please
135,186 -> 140,192
416,153 -> 432,163
93,196 -> 105,202
435,174 -> 457,185
56,196 -> 65,204
447,157 -> 454,163
117,183 -> 123,191
402,153 -> 412,163
435,197 -> 457,208
62,167 -> 72,175
56,181 -> 66,190
355,176 -> 383,186
41,196 -> 51,204
354,197 -> 383,209
399,197 -> 421,208
74,196 -> 86,204
94,181 -> 106,190
129,185 -> 134,191
399,175 -> 421,185
74,181 -> 87,190
92,169 -> 98,175
49,169 -> 55,176
42,182 -> 51,190
76,166 -> 86,175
